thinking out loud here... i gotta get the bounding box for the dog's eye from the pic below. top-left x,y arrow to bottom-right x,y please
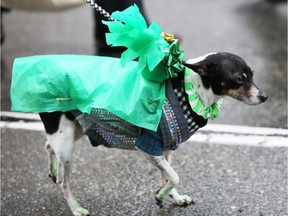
235,74 -> 247,84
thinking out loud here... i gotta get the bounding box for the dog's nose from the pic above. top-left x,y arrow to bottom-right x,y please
258,91 -> 268,103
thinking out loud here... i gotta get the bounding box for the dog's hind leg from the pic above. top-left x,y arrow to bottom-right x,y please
44,113 -> 89,216
45,142 -> 58,183
163,151 -> 194,206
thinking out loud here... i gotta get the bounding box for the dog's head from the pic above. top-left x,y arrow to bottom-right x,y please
184,52 -> 268,105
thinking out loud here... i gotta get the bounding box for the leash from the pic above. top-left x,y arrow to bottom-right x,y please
85,0 -> 117,21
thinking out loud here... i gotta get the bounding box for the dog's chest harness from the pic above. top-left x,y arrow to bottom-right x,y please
74,78 -> 208,156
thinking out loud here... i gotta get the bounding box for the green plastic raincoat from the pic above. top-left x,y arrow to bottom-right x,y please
11,55 -> 167,131
11,5 -> 186,131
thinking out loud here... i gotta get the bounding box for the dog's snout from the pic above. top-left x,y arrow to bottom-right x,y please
258,91 -> 268,103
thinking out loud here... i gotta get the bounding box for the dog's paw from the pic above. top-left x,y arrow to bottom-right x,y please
168,189 -> 195,206
170,194 -> 194,206
48,173 -> 57,183
172,195 -> 194,206
48,160 -> 58,184
71,202 -> 90,216
155,193 -> 163,207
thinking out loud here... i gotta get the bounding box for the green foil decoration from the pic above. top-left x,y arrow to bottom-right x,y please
162,39 -> 185,78
103,4 -> 177,75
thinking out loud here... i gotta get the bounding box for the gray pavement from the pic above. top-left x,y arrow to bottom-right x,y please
1,0 -> 288,215
1,127 -> 287,216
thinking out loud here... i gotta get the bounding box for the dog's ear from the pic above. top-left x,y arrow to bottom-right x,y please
183,61 -> 209,77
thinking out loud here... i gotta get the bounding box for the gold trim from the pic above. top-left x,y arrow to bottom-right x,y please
56,97 -> 72,101
160,32 -> 176,44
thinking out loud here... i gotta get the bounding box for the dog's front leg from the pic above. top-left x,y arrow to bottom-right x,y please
149,155 -> 178,206
143,153 -> 189,206
163,151 -> 194,206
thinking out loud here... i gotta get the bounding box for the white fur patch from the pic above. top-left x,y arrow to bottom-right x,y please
248,85 -> 263,105
187,71 -> 222,107
186,52 -> 217,64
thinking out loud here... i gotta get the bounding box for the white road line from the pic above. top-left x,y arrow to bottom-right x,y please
1,111 -> 40,121
188,133 -> 287,148
1,111 -> 287,148
0,121 -> 44,131
201,124 -> 287,137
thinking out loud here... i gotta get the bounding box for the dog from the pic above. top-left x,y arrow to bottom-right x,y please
39,52 -> 267,216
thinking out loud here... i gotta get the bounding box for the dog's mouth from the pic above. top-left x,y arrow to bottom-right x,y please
227,85 -> 268,105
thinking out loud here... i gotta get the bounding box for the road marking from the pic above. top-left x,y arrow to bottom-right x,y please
201,124 -> 287,137
1,111 -> 287,148
0,121 -> 44,131
1,111 -> 40,121
189,132 -> 287,148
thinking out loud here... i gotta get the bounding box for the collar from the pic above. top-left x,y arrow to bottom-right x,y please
184,67 -> 223,119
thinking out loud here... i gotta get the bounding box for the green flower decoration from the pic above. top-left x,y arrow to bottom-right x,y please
162,40 -> 185,78
103,5 -> 170,72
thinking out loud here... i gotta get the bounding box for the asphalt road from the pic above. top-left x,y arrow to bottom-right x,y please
1,127 -> 287,216
1,0 -> 287,215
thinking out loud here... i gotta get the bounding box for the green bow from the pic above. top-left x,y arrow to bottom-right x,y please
162,40 -> 185,78
103,5 -> 169,72
103,4 -> 185,82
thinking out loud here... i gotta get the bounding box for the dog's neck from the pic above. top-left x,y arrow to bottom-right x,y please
187,71 -> 223,107
186,53 -> 223,107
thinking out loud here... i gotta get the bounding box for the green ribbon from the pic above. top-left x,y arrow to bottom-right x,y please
102,4 -> 185,81
103,5 -> 170,72
162,40 -> 185,78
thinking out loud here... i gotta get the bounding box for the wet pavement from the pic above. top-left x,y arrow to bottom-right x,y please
1,0 -> 287,215
1,128 -> 287,216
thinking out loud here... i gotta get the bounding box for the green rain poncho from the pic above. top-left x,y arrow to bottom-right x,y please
10,5 -> 185,131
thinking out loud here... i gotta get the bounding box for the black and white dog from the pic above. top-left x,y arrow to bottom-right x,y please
39,52 -> 267,216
